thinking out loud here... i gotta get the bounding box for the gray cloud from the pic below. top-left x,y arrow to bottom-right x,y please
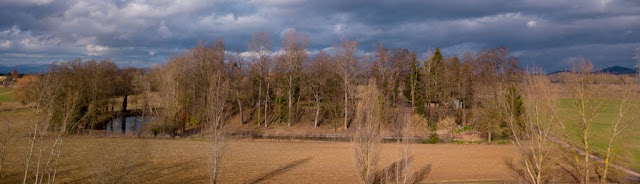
0,0 -> 638,71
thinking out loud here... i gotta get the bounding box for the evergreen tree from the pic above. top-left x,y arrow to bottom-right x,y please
426,47 -> 444,103
403,51 -> 427,117
423,47 -> 445,124
506,85 -> 525,136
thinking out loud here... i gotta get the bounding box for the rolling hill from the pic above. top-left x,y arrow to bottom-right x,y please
0,64 -> 50,74
548,66 -> 637,75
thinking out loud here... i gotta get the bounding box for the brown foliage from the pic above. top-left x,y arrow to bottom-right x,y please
14,75 -> 40,104
353,81 -> 382,184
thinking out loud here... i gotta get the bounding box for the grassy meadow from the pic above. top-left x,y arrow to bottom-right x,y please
557,98 -> 640,171
0,88 -> 14,102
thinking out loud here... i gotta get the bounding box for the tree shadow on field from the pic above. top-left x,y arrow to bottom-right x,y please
372,156 -> 432,184
249,157 -> 313,184
68,162 -> 147,183
137,158 -> 208,183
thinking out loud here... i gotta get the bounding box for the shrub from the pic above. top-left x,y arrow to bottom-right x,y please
147,119 -> 180,137
455,125 -> 472,133
150,127 -> 160,137
426,133 -> 439,144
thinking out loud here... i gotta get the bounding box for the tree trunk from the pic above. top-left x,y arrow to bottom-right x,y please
257,80 -> 262,126
122,95 -> 128,112
583,127 -> 590,184
602,136 -> 614,184
288,75 -> 293,127
344,82 -> 348,130
139,109 -> 144,137
121,95 -> 128,133
264,82 -> 270,128
314,93 -> 321,128
162,118 -> 166,135
183,110 -> 188,134
23,106 -> 41,184
0,143 -> 4,176
411,86 -> 415,108
237,93 -> 243,124
462,109 -> 467,127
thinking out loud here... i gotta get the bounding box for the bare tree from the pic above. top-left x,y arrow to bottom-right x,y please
505,71 -> 557,184
565,60 -> 605,184
472,47 -> 521,143
542,59 -> 609,184
40,88 -> 82,183
22,73 -> 56,184
459,53 -> 475,126
388,49 -> 410,106
282,29 -> 309,127
21,69 -> 83,184
305,51 -> 339,128
204,56 -> 229,184
388,110 -> 431,184
374,42 -> 391,101
260,52 -> 280,128
396,113 -> 413,184
229,51 -> 249,124
0,114 -> 18,178
422,47 -> 438,122
336,38 -> 358,130
353,81 -> 382,184
154,39 -> 230,182
304,51 -> 345,131
407,51 -> 419,109
155,61 -> 180,136
599,75 -> 638,183
154,39 -> 231,136
248,31 -> 272,126
133,69 -> 156,137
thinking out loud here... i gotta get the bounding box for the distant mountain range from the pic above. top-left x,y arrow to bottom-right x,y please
0,63 -> 636,76
548,66 -> 637,75
0,63 -> 152,75
598,66 -> 637,75
0,64 -> 50,74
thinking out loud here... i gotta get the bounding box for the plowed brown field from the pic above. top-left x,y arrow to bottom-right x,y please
1,137 -> 519,183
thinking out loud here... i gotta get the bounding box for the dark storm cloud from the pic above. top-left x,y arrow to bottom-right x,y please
0,0 -> 638,71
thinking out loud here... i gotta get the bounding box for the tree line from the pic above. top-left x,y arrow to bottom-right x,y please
10,30 -> 640,183
14,30 -> 530,142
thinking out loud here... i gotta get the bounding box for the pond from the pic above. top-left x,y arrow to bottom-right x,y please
106,116 -> 155,134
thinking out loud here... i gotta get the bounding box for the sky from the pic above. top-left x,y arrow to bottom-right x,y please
0,0 -> 639,72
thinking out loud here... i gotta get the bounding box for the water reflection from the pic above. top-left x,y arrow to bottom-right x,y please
106,116 -> 154,134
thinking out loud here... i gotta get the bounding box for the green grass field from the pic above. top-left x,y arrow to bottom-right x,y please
0,87 -> 14,102
558,98 -> 640,171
